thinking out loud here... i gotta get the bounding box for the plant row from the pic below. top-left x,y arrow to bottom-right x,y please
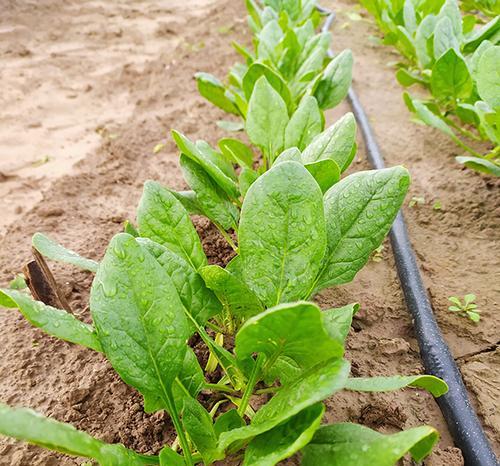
0,1 -> 449,465
361,0 -> 500,176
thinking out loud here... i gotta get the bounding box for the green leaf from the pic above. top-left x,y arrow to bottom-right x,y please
32,233 -> 98,273
476,46 -> 500,109
169,190 -> 204,216
0,289 -> 102,352
218,358 -> 350,450
159,447 -> 184,466
415,14 -> 436,68
214,409 -> 245,438
345,375 -> 448,397
242,62 -> 293,112
235,302 -> 344,377
463,15 -> 500,53
0,403 -> 153,466
312,50 -> 353,110
246,77 -> 289,161
315,167 -> 410,292
172,131 -> 239,199
243,403 -> 324,466
301,423 -> 439,465
395,68 -> 427,87
137,238 -> 222,330
410,98 -> 456,139
455,156 -> 500,176
238,161 -> 326,307
181,396 -> 223,464
285,95 -> 324,151
302,113 -> 357,172
219,138 -> 254,168
180,155 -> 239,230
322,303 -> 359,343
430,49 -> 473,102
137,180 -> 207,270
257,20 -> 283,63
177,348 -> 205,398
195,72 -> 239,115
433,16 -> 459,59
239,167 -> 260,197
90,233 -> 189,407
305,159 -> 341,193
199,264 -> 264,320
274,147 -> 302,164
217,120 -> 245,132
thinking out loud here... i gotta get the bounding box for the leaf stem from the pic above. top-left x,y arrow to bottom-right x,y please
237,353 -> 264,417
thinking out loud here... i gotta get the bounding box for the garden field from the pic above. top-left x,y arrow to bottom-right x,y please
0,0 -> 498,465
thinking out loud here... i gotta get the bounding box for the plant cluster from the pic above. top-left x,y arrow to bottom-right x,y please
460,0 -> 500,18
0,1 -> 449,465
360,0 -> 500,176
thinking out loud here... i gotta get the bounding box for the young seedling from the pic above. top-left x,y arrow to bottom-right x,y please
448,294 -> 481,322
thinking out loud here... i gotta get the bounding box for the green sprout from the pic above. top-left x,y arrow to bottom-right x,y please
448,294 -> 481,322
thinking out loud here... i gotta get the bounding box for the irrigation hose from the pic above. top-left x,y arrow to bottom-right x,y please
318,4 -> 498,465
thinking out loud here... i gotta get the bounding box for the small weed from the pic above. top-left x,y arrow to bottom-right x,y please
448,294 -> 481,322
408,196 -> 425,208
371,244 -> 385,262
153,142 -> 166,154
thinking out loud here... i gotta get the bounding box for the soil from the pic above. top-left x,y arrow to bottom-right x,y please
0,0 -> 497,465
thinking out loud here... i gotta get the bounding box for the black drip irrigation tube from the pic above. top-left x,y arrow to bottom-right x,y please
318,5 -> 498,466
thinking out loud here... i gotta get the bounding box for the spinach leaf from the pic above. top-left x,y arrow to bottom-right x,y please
246,77 -> 289,162
301,423 -> 439,465
137,181 -> 207,271
285,95 -> 324,150
90,233 -> 189,409
32,233 -> 98,273
218,358 -> 350,450
0,289 -> 102,352
219,138 -> 254,168
235,301 -> 344,376
0,404 -> 156,466
195,72 -> 239,115
304,159 -> 340,193
314,167 -> 409,293
345,375 -> 448,397
200,265 -> 264,320
322,303 -> 359,343
239,161 -> 326,306
476,46 -> 500,108
244,403 -> 324,466
180,154 -> 239,231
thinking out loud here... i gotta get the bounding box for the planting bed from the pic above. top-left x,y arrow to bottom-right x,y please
0,0 -> 497,465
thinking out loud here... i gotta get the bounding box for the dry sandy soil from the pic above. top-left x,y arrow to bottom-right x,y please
0,0 -> 498,465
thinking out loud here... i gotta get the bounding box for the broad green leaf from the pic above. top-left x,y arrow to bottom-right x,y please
301,423 -> 439,465
456,156 -> 500,177
430,49 -> 473,102
395,68 -> 427,87
0,289 -> 102,352
295,47 -> 326,84
170,190 -> 204,216
214,409 -> 245,439
159,447 -> 184,466
436,0 -> 462,40
219,138 -> 254,167
274,147 -> 302,164
415,14 -> 436,68
137,238 -> 222,329
239,161 -> 326,307
285,95 -> 324,150
0,404 -> 154,466
218,358 -> 350,450
200,265 -> 264,320
345,375 -> 448,397
235,302 -> 343,376
433,16 -> 459,59
32,233 -> 98,273
239,167 -> 260,197
476,46 -> 500,109
180,155 -> 239,231
315,167 -> 410,292
217,120 -> 245,132
242,62 -> 293,112
172,131 -> 239,199
245,0 -> 262,31
468,40 -> 493,77
410,98 -> 456,138
302,113 -> 357,172
305,159 -> 341,193
137,181 -> 206,270
403,0 -> 417,35
257,20 -> 283,63
90,233 -> 189,407
243,403 -> 324,466
195,72 -> 239,115
322,303 -> 359,343
463,16 -> 500,53
246,77 -> 289,161
181,396 -> 223,464
312,50 -> 353,110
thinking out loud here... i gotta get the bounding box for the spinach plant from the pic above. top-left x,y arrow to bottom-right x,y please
361,0 -> 500,175
1,161 -> 447,466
